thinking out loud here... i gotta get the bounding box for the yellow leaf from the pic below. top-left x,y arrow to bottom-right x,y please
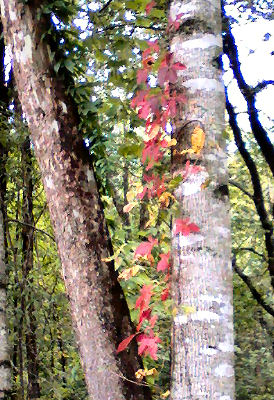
150,124 -> 161,139
172,307 -> 177,317
135,368 -> 157,381
191,126 -> 205,154
118,265 -> 142,281
163,136 -> 177,147
161,390 -> 170,398
126,191 -> 135,202
123,202 -> 137,213
159,192 -> 175,208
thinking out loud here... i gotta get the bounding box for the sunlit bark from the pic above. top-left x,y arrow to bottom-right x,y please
0,2 -> 150,399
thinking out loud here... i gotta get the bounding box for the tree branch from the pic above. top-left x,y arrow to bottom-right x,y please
232,256 -> 274,317
99,0 -> 114,13
229,179 -> 253,200
223,20 -> 274,176
236,247 -> 266,261
7,218 -> 55,242
254,80 -> 274,94
226,94 -> 274,288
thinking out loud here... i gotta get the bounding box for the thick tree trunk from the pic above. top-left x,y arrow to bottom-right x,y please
0,2 -> 150,400
169,1 -> 235,399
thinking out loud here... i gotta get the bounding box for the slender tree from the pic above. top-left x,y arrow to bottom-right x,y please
169,0 -> 234,398
0,21 -> 11,399
0,1 -> 150,399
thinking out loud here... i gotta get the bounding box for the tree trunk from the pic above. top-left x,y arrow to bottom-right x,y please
21,136 -> 41,399
0,21 -> 11,399
0,2 -> 150,399
169,1 -> 235,399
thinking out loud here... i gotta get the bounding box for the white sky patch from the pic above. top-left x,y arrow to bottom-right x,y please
223,18 -> 274,138
124,10 -> 136,21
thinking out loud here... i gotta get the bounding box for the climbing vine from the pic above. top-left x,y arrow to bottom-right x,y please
116,0 -> 205,381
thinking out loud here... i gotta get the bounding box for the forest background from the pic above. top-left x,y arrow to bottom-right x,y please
0,0 -> 273,399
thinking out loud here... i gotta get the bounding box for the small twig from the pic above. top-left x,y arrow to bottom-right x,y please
229,180 -> 253,200
7,218 -> 55,242
236,247 -> 266,261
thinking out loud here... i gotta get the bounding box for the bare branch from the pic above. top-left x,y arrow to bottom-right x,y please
223,17 -> 274,176
232,256 -> 274,317
229,180 -> 253,200
7,218 -> 55,242
226,94 -> 274,288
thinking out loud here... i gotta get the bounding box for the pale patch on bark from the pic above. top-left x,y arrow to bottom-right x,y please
170,0 -> 196,20
214,364 -> 234,378
0,0 -> 5,18
45,176 -> 54,189
178,233 -> 204,246
200,347 -> 218,356
218,342 -> 234,353
19,34 -> 32,64
177,34 -> 222,50
50,120 -> 59,134
175,170 -> 208,196
220,303 -> 233,316
59,101 -> 67,114
182,78 -> 224,92
191,310 -> 220,322
174,314 -> 188,324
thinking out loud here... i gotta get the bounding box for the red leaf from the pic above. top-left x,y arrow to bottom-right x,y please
157,252 -> 170,272
161,288 -> 169,301
149,314 -> 157,328
135,284 -> 153,314
145,0 -> 156,15
166,68 -> 177,84
117,334 -> 136,353
174,218 -> 200,236
137,69 -> 148,84
173,62 -> 186,70
158,66 -> 169,87
135,236 -> 158,258
137,333 -> 161,360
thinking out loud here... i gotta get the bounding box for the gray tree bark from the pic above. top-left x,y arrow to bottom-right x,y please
0,2 -> 150,399
170,1 -> 235,399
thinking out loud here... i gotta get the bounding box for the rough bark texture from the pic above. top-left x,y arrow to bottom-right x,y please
170,1 -> 234,399
0,2 -> 151,399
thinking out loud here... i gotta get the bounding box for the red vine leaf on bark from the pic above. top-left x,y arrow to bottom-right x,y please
167,13 -> 184,32
174,218 -> 200,236
158,53 -> 186,87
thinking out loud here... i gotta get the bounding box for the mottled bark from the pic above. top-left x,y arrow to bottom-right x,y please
0,2 -> 150,400
170,1 -> 234,399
